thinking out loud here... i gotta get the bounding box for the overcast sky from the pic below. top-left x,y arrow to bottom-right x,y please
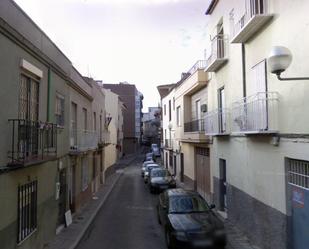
14,0 -> 209,112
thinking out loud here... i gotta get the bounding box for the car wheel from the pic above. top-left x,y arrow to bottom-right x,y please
165,228 -> 175,249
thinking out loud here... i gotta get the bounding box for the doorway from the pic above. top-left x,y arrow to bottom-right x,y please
180,153 -> 184,182
219,159 -> 227,212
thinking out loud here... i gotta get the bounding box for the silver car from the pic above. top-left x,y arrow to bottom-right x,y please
144,163 -> 160,183
141,160 -> 155,177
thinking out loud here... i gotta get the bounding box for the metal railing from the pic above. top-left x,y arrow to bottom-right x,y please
164,139 -> 173,149
232,0 -> 269,38
205,109 -> 230,135
206,35 -> 228,67
8,119 -> 57,166
187,60 -> 207,75
184,119 -> 205,133
70,129 -> 99,151
231,92 -> 279,133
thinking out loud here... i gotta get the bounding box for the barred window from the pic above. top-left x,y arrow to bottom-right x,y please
18,180 -> 37,243
288,159 -> 309,189
55,93 -> 65,126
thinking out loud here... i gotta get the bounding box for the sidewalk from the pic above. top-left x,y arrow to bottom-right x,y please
45,154 -> 138,249
175,180 -> 259,249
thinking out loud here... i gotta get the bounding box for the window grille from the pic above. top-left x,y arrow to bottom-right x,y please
288,159 -> 309,189
17,180 -> 37,243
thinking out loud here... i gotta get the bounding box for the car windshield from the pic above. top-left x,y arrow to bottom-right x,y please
169,195 -> 209,214
151,170 -> 170,177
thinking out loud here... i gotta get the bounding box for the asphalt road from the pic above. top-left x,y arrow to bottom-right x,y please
76,155 -> 167,249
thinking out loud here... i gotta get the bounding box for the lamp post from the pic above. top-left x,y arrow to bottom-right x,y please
267,46 -> 309,81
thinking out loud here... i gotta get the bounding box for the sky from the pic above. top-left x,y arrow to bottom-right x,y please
14,0 -> 210,112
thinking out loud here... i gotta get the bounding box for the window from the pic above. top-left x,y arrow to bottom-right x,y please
176,106 -> 181,126
173,97 -> 175,110
18,180 -> 38,243
82,156 -> 89,191
55,93 -> 65,126
93,112 -> 97,131
19,74 -> 39,121
82,108 -> 87,130
168,100 -> 171,121
195,100 -> 201,120
218,87 -> 226,133
164,104 -> 166,116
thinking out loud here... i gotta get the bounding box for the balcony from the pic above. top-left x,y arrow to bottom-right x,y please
205,35 -> 228,72
164,139 -> 173,149
8,119 -> 57,166
70,129 -> 99,152
187,60 -> 207,75
231,92 -> 279,134
231,0 -> 273,43
205,109 -> 230,135
184,119 -> 205,133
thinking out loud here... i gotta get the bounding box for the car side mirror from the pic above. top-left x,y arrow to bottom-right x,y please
209,204 -> 215,209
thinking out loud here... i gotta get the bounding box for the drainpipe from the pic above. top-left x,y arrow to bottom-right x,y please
241,43 -> 246,98
47,68 -> 51,122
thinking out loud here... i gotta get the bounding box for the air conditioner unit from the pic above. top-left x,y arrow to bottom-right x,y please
201,104 -> 208,113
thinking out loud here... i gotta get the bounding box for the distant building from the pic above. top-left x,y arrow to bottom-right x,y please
103,83 -> 143,154
142,107 -> 161,146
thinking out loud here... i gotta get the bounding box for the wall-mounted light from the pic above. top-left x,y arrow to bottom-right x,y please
267,46 -> 309,81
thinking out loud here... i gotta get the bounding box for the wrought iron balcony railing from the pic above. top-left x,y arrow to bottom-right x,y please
70,129 -> 99,151
231,92 -> 279,134
184,119 -> 205,133
8,119 -> 57,166
231,0 -> 273,43
187,60 -> 207,75
205,109 -> 230,135
205,35 -> 228,72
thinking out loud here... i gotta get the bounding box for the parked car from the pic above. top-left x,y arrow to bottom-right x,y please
144,152 -> 155,162
144,163 -> 160,183
157,189 -> 226,249
141,160 -> 156,177
151,143 -> 160,157
148,168 -> 176,193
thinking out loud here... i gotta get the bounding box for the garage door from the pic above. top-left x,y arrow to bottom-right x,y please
195,147 -> 210,201
288,159 -> 309,249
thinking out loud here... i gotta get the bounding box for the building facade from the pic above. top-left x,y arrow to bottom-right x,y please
203,1 -> 309,249
0,1 -> 110,249
103,83 -> 143,154
102,88 -> 125,178
142,107 -> 161,146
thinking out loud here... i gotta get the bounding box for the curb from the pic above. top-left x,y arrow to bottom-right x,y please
69,172 -> 122,249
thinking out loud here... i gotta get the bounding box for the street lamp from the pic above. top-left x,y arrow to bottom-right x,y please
267,46 -> 309,81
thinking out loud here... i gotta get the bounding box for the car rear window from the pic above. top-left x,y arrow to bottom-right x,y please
151,170 -> 169,177
169,195 -> 209,214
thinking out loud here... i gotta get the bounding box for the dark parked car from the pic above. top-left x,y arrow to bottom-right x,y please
148,168 -> 176,193
157,189 -> 226,249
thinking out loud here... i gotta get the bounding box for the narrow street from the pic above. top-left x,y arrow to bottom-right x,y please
76,155 -> 238,249
76,155 -> 167,249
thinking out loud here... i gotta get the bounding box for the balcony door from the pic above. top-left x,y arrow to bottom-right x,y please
18,74 -> 40,157
252,60 -> 268,131
195,100 -> 201,131
218,87 -> 226,133
70,102 -> 77,147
